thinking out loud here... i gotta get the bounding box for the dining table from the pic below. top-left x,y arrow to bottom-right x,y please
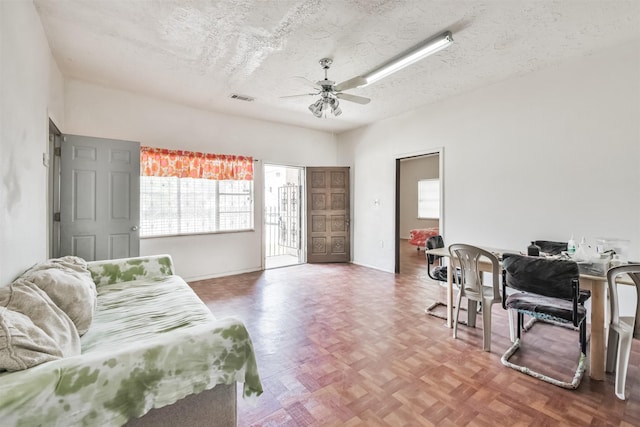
425,245 -> 617,381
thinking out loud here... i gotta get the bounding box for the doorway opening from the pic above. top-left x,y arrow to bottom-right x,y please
48,119 -> 62,258
264,164 -> 304,269
395,150 -> 443,276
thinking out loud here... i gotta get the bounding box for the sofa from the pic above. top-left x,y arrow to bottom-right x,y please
0,254 -> 262,427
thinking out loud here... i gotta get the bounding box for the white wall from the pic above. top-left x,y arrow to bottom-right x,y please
0,1 -> 65,285
399,155 -> 439,239
64,80 -> 337,280
48,53 -> 65,128
339,40 -> 640,273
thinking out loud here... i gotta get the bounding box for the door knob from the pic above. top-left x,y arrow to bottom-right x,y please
131,226 -> 139,231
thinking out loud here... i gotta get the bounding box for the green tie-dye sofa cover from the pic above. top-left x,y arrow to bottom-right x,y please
0,255 -> 262,426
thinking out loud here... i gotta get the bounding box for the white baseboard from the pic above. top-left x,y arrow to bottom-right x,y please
185,266 -> 262,283
350,261 -> 394,274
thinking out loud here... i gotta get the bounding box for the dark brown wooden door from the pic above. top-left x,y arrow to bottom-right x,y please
306,167 -> 350,263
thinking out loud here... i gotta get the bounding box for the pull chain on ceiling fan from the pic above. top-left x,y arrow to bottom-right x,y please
282,30 -> 453,118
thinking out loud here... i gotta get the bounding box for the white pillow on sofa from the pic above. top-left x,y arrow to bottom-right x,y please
20,256 -> 97,336
0,279 -> 81,371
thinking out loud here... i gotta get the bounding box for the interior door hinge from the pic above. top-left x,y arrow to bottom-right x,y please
54,147 -> 61,157
53,212 -> 61,222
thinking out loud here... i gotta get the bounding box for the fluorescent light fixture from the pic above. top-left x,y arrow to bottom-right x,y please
362,31 -> 453,86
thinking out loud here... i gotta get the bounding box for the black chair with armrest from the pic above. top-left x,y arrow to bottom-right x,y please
531,240 -> 591,307
534,240 -> 568,256
501,254 -> 587,389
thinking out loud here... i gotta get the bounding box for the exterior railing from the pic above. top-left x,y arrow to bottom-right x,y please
265,206 -> 299,257
265,184 -> 300,259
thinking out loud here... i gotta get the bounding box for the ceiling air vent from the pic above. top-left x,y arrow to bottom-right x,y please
229,94 -> 255,102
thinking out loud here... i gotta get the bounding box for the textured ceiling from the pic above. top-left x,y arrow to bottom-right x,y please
34,0 -> 640,133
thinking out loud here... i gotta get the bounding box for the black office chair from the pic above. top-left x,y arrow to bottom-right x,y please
501,254 -> 587,389
424,235 -> 448,319
425,235 -> 466,322
426,235 -> 447,282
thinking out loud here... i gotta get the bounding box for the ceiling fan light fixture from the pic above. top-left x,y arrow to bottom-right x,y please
309,99 -> 324,118
362,30 -> 453,86
309,96 -> 342,118
329,97 -> 342,116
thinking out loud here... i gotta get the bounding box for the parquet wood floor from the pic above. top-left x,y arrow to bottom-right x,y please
190,241 -> 640,426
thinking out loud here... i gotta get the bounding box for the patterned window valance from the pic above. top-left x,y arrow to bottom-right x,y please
140,146 -> 253,181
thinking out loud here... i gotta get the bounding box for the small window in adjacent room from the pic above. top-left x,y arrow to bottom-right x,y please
418,179 -> 440,219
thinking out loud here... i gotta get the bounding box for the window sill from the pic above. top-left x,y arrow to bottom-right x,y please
140,229 -> 255,239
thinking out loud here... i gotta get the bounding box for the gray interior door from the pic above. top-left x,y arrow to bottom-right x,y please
59,134 -> 140,261
306,167 -> 350,263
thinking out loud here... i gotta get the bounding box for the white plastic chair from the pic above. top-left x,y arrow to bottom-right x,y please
449,244 -> 501,352
605,264 -> 640,400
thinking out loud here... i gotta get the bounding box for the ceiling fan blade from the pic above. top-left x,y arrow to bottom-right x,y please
336,93 -> 371,105
334,76 -> 367,92
293,76 -> 321,90
280,93 -> 318,99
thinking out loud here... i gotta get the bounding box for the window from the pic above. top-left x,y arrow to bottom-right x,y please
139,147 -> 253,238
418,179 -> 440,219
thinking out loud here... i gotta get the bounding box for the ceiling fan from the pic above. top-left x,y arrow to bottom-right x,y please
283,30 -> 453,118
282,58 -> 371,118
